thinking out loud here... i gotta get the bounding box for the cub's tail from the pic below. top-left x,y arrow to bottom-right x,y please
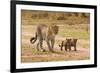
58,41 -> 64,47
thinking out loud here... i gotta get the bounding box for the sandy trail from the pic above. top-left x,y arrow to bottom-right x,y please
21,43 -> 90,62
21,25 -> 90,62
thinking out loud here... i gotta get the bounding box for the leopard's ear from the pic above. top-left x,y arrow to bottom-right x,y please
74,39 -> 78,42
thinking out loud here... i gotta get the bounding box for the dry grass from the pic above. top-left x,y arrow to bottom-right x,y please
21,10 -> 90,63
21,25 -> 90,63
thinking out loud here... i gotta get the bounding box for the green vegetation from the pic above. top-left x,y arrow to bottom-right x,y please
21,10 -> 90,63
59,25 -> 89,40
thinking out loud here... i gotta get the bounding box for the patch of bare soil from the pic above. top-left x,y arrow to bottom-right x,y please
21,47 -> 90,62
21,25 -> 90,63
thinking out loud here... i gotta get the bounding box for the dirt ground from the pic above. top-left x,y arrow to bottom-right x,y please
21,25 -> 90,63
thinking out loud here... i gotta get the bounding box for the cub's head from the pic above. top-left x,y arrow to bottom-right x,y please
73,39 -> 78,43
